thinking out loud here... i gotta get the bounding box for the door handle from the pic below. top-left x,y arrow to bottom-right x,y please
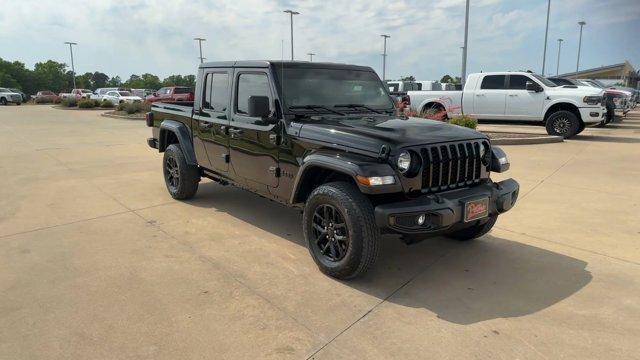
476,94 -> 485,97
508,94 -> 518,97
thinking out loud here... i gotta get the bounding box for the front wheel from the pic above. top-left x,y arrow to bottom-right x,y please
545,110 -> 580,138
163,144 -> 200,200
303,182 -> 380,279
447,215 -> 497,241
0,98 -> 6,105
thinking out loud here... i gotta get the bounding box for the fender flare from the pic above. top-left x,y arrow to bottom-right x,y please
158,120 -> 197,165
289,150 -> 401,204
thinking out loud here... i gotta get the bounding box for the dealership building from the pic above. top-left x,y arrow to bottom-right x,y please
559,60 -> 638,88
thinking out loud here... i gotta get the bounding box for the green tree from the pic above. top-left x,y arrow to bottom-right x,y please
140,73 -> 162,90
107,76 -> 122,87
92,72 -> 109,88
440,74 -> 453,83
33,60 -> 68,93
399,75 -> 416,81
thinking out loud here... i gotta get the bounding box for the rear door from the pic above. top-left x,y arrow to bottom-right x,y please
193,69 -> 231,172
473,75 -> 507,119
505,74 -> 545,120
229,69 -> 279,189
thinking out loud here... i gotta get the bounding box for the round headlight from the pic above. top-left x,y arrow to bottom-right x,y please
397,151 -> 412,173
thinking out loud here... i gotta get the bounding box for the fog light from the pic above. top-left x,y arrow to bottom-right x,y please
589,112 -> 599,117
417,214 -> 426,225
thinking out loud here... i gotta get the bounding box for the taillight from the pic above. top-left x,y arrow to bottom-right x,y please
145,112 -> 154,127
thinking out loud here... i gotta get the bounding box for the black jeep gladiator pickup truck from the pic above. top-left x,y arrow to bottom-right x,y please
146,61 -> 519,279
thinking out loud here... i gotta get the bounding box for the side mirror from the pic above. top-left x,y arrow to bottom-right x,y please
248,96 -> 271,118
525,81 -> 541,92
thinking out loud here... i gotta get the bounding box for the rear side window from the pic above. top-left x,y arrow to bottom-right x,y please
480,75 -> 506,90
236,73 -> 271,115
508,75 -> 532,90
174,88 -> 192,94
203,73 -> 229,111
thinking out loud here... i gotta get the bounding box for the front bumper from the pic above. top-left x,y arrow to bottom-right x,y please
579,106 -> 606,125
374,179 -> 519,235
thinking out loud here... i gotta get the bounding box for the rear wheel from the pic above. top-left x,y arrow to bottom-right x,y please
303,182 -> 380,279
448,215 -> 497,241
163,144 -> 199,200
545,110 -> 580,138
0,97 -> 6,105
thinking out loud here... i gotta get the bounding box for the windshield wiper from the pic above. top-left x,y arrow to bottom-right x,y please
333,104 -> 384,114
288,105 -> 345,116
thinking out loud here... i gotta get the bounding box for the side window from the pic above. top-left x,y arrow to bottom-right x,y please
235,73 -> 271,115
508,75 -> 532,90
202,74 -> 213,108
480,75 -> 506,90
203,73 -> 229,111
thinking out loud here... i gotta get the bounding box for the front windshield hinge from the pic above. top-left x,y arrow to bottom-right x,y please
378,144 -> 390,161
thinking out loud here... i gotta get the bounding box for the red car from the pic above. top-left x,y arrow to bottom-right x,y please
145,86 -> 194,102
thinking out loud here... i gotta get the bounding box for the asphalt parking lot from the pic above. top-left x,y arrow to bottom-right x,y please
1,105 -> 639,359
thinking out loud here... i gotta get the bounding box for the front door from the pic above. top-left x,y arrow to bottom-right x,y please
505,74 -> 546,120
229,70 -> 279,189
193,70 -> 231,172
474,74 -> 507,119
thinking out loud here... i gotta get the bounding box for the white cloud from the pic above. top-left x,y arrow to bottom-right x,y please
0,0 -> 638,81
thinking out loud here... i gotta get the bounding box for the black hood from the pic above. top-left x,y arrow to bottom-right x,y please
297,115 -> 487,154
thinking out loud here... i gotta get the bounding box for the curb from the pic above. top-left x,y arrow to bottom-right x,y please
100,112 -> 145,120
490,134 -> 563,145
52,105 -> 108,111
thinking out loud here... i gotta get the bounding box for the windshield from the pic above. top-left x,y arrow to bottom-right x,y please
0,88 -> 9,92
118,91 -> 132,96
531,74 -> 557,87
274,67 -> 394,114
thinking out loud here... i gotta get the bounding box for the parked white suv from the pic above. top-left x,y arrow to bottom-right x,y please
90,88 -> 120,101
102,90 -> 142,104
408,72 -> 606,138
0,88 -> 23,105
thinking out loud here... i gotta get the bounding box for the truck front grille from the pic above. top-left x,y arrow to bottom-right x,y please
419,140 -> 488,192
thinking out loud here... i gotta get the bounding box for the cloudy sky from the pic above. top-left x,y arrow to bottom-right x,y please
1,0 -> 638,81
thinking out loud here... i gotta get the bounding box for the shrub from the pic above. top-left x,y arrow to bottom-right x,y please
125,102 -> 141,114
78,99 -> 95,109
93,99 -> 102,107
101,100 -> 114,108
61,98 -> 77,107
53,97 -> 62,104
116,102 -> 127,111
448,115 -> 477,129
140,101 -> 152,112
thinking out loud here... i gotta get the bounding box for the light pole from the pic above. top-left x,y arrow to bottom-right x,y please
283,10 -> 300,60
556,38 -> 563,75
194,37 -> 206,63
64,42 -> 77,89
541,0 -> 551,75
380,34 -> 390,81
576,21 -> 586,75
461,0 -> 470,86
307,52 -> 315,62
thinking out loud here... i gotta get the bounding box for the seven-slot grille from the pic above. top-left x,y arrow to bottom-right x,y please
419,140 -> 488,192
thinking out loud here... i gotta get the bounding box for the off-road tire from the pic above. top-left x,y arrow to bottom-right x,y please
303,182 -> 380,279
0,97 -> 6,105
448,215 -> 498,241
545,110 -> 580,138
16,102 -> 21,106
163,144 -> 199,200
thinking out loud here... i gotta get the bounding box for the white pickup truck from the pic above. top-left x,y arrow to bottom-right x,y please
407,72 -> 606,138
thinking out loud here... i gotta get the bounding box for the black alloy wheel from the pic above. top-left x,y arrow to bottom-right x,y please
311,204 -> 350,262
164,154 -> 180,192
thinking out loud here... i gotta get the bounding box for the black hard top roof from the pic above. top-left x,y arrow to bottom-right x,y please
199,60 -> 374,72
